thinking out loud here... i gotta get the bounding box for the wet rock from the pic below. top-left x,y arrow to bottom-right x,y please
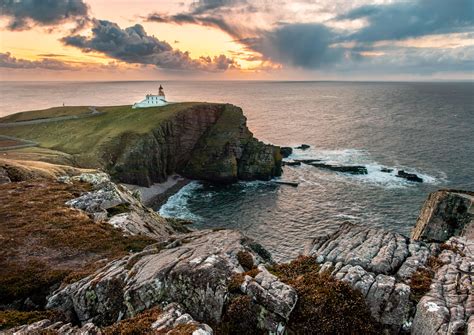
412,190 -> 474,242
295,144 -> 310,150
282,161 -> 301,166
61,172 -> 182,239
47,229 -> 291,333
381,168 -> 394,173
396,170 -> 423,183
280,147 -> 293,158
294,159 -> 321,164
308,162 -> 368,175
412,237 -> 473,335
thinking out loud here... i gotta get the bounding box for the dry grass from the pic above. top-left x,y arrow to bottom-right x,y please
269,256 -> 380,335
0,180 -> 156,307
102,307 -> 162,335
410,256 -> 444,303
236,250 -> 254,271
0,309 -> 63,330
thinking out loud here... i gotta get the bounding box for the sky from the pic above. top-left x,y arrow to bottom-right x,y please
0,0 -> 473,81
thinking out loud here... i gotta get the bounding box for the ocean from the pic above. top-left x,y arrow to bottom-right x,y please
1,81 -> 473,261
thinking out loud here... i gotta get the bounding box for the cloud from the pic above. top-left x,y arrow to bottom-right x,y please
0,0 -> 89,31
145,0 -> 474,76
0,52 -> 76,70
339,0 -> 474,42
62,19 -> 238,72
249,23 -> 345,68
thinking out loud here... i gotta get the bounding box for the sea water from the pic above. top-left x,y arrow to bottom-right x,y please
1,81 -> 473,261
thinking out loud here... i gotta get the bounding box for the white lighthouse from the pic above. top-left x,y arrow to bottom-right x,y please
132,84 -> 168,109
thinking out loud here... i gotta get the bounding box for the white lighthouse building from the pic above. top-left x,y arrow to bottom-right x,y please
132,85 -> 168,109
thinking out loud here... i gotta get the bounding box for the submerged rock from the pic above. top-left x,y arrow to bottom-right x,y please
308,162 -> 368,175
381,167 -> 394,173
396,170 -> 423,183
295,144 -> 310,150
280,147 -> 293,158
412,189 -> 474,242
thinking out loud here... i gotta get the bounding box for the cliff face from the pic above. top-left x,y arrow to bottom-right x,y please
106,104 -> 282,186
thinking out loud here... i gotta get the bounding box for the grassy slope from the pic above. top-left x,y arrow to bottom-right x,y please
0,103 -> 202,166
0,106 -> 91,123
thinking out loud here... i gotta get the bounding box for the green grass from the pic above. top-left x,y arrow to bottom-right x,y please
0,106 -> 91,123
0,103 -> 205,166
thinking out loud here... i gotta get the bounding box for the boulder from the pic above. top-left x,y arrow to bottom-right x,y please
151,303 -> 213,334
3,319 -> 101,335
280,147 -> 293,158
396,170 -> 423,183
381,168 -> 394,173
47,229 -> 294,333
412,190 -> 474,242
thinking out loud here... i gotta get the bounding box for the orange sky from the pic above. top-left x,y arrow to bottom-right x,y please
0,0 -> 473,81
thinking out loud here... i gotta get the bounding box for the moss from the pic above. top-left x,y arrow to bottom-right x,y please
0,310 -> 63,330
237,251 -> 254,271
106,203 -> 131,217
269,256 -> 379,335
102,307 -> 162,335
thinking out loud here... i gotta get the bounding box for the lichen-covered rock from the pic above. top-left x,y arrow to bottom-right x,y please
107,104 -> 281,186
412,237 -> 473,335
306,223 -> 434,333
412,190 -> 474,242
3,319 -> 101,335
151,303 -> 213,334
46,229 -> 286,332
61,172 -> 183,239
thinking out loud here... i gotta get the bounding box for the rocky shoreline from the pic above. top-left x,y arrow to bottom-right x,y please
0,104 -> 472,334
1,169 -> 472,334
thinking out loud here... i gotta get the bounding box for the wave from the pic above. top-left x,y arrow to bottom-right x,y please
287,148 -> 445,188
159,181 -> 204,221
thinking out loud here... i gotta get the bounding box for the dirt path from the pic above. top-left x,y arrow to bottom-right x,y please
0,135 -> 38,151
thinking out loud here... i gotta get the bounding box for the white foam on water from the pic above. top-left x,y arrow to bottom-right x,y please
159,181 -> 204,221
287,147 -> 444,189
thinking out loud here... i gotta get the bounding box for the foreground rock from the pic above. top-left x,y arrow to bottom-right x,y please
4,303 -> 212,335
306,223 -> 427,333
47,229 -> 296,333
61,172 -> 185,239
412,189 -> 474,242
412,236 -> 473,335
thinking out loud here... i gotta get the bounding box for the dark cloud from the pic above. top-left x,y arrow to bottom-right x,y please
0,0 -> 89,31
0,52 -> 75,70
62,19 -> 238,72
250,23 -> 345,69
340,0 -> 474,42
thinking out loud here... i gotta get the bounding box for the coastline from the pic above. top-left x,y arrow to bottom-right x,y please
123,174 -> 190,210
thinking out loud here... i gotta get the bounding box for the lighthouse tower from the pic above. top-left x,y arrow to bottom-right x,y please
158,85 -> 165,98
132,83 -> 168,109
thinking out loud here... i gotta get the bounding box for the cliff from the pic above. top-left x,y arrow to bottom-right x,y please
0,103 -> 282,186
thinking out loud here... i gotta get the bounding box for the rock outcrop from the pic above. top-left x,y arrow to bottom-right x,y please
60,172 -> 184,239
108,104 -> 282,186
412,236 -> 473,335
412,190 -> 474,242
306,223 -> 430,333
46,229 -> 295,333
